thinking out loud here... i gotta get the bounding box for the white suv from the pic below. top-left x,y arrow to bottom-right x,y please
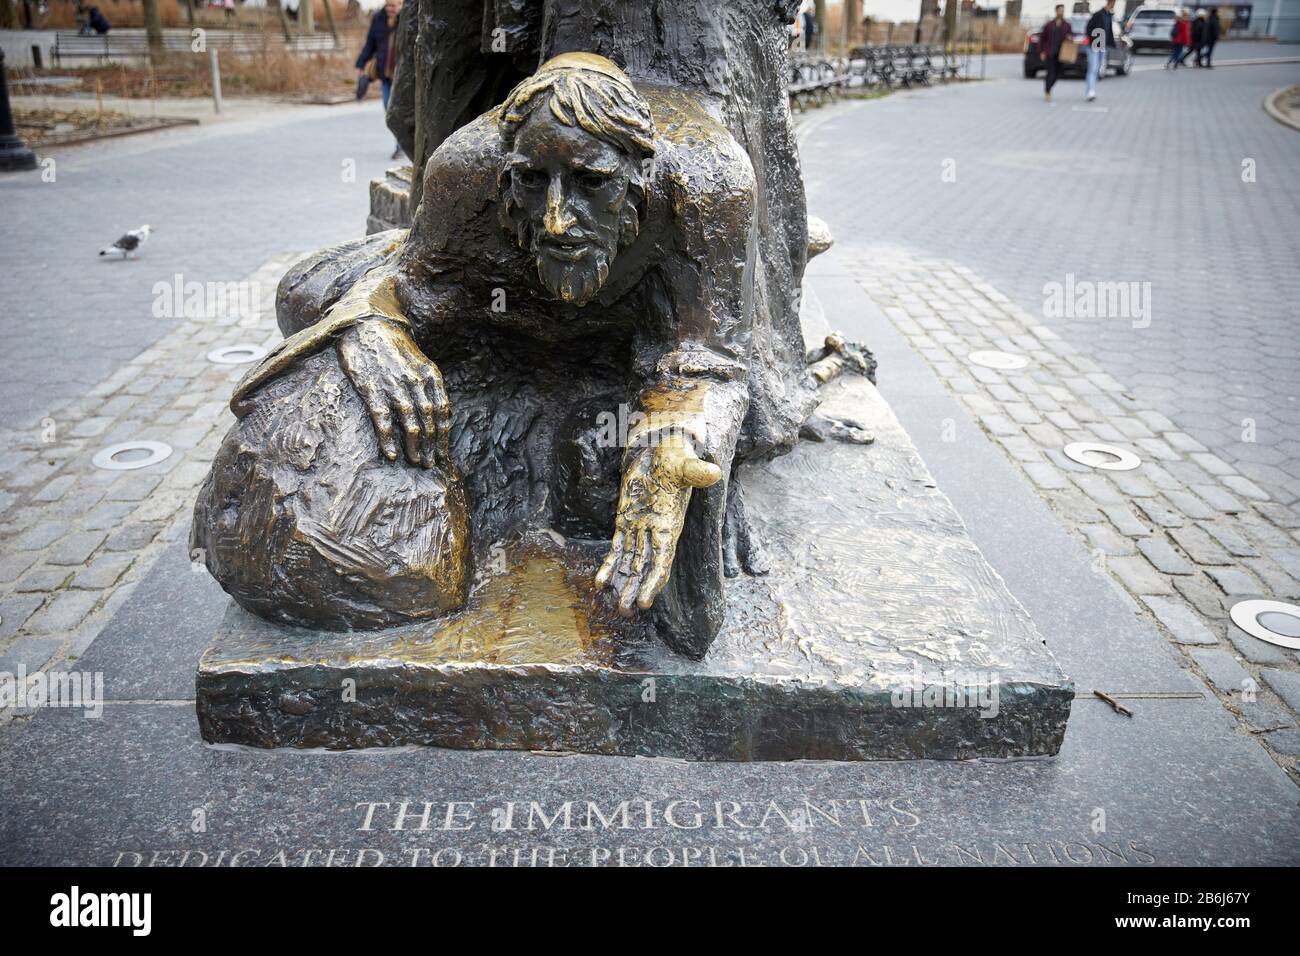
1126,5 -> 1179,52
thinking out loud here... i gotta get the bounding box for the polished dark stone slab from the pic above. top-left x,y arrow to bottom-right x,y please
197,377 -> 1072,759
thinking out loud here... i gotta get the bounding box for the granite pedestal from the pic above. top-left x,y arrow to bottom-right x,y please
196,376 -> 1073,759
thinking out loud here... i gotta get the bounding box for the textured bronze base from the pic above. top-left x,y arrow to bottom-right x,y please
196,378 -> 1073,760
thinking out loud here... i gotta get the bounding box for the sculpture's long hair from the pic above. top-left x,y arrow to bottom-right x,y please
497,61 -> 657,250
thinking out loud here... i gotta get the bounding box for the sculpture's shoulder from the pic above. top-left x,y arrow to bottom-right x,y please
642,87 -> 756,220
406,110 -> 510,259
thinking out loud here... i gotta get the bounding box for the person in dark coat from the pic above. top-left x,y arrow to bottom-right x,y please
1203,6 -> 1221,67
1039,4 -> 1073,102
1191,9 -> 1207,66
1084,0 -> 1117,101
356,0 -> 403,157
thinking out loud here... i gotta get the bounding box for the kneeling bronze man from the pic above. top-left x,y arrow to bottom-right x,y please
194,53 -> 783,659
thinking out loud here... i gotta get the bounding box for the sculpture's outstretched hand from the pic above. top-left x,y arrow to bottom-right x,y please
337,320 -> 451,469
596,434 -> 723,615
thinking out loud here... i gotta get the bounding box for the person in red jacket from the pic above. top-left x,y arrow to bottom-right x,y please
1039,4 -> 1074,101
1168,9 -> 1193,68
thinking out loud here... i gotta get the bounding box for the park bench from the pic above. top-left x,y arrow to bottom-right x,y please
787,54 -> 845,110
52,30 -> 335,65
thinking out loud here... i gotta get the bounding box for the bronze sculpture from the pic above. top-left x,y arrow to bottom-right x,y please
193,3 -> 858,661
191,2 -> 1074,761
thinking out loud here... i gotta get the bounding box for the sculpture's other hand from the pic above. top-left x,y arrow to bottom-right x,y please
595,434 -> 723,615
337,320 -> 451,469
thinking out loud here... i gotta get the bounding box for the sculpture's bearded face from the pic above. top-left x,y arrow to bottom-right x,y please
505,108 -> 642,307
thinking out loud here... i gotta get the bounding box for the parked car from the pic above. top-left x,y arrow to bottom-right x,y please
1125,5 -> 1178,52
1024,14 -> 1135,78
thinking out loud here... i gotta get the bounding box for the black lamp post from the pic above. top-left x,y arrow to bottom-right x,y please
0,49 -> 38,172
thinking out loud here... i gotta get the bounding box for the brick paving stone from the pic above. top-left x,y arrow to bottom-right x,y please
1069,473 -> 1125,508
1081,524 -> 1135,557
1168,526 -> 1231,566
1204,566 -> 1262,597
1133,499 -> 1185,529
1255,502 -> 1300,530
0,553 -> 38,584
103,523 -> 163,553
69,417 -> 114,438
1140,594 -> 1216,644
1237,699 -> 1295,733
104,475 -> 165,503
1189,453 -> 1235,477
1110,557 -> 1173,596
1190,648 -> 1253,696
1256,727 -> 1300,757
1161,489 -> 1216,521
1109,472 -> 1157,498
31,475 -> 77,503
1102,506 -> 1153,538
1192,484 -> 1245,514
1260,669 -> 1300,714
1225,624 -> 1294,665
82,502 -> 137,532
1137,538 -> 1195,576
1221,475 -> 1270,502
24,590 -> 101,635
72,554 -> 135,591
1269,549 -> 1300,579
1200,523 -> 1260,558
1042,490 -> 1104,525
15,521 -> 71,550
0,637 -> 63,674
0,596 -> 45,639
1243,558 -> 1300,599
14,570 -> 73,593
1023,462 -> 1068,490
47,531 -> 108,567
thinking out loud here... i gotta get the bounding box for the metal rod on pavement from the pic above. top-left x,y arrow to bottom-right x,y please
210,47 -> 223,115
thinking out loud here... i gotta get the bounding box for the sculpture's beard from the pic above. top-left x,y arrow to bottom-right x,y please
534,244 -> 613,307
509,199 -> 641,307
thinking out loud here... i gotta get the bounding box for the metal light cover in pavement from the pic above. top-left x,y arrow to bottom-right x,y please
1063,441 -> 1141,472
92,441 -> 173,471
1230,599 -> 1300,651
968,350 -> 1029,370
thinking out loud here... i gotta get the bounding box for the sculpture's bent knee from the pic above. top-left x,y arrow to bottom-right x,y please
192,348 -> 469,630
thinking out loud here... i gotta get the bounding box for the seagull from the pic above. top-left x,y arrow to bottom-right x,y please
99,225 -> 152,259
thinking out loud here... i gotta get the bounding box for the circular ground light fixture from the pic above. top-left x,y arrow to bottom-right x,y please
968,350 -> 1029,370
206,344 -> 268,365
92,440 -> 173,472
1063,441 -> 1141,472
1229,599 -> 1300,651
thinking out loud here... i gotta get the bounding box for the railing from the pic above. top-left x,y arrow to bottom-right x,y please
788,43 -> 980,108
52,29 -> 336,65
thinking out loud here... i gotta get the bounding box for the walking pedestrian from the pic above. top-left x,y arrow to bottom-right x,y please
356,0 -> 403,159
799,0 -> 817,51
1167,9 -> 1191,68
1085,0 -> 1116,101
1191,9 -> 1207,66
1039,4 -> 1074,102
1203,6 -> 1220,67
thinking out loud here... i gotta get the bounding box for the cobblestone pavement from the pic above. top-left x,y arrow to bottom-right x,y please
802,54 -> 1300,506
801,63 -> 1300,777
0,101 -> 397,433
0,255 -> 292,714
